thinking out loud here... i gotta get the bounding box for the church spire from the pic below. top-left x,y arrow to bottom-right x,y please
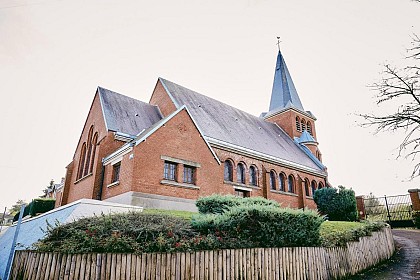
268,50 -> 304,112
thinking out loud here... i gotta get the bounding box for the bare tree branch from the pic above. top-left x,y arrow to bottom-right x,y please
360,35 -> 420,178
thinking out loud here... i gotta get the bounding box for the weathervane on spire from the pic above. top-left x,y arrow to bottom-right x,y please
276,37 -> 282,51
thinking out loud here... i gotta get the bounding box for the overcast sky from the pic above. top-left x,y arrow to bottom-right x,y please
1,0 -> 420,211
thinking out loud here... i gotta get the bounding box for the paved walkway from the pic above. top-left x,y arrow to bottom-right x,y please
350,229 -> 420,279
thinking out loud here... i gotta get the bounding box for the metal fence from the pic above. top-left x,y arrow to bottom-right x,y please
364,194 -> 414,227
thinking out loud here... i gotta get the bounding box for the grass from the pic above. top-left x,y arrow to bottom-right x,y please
142,208 -> 195,220
320,221 -> 365,237
319,220 -> 386,247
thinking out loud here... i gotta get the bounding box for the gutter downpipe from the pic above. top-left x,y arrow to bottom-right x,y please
97,163 -> 105,201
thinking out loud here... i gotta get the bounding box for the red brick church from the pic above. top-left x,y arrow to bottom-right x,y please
56,51 -> 329,211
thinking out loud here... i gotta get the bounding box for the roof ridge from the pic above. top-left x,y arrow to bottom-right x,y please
159,78 -> 271,123
97,86 -> 151,106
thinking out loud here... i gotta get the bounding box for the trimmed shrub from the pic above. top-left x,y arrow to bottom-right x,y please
196,194 -> 280,214
34,212 -> 197,253
29,198 -> 55,216
13,206 -> 30,222
192,205 -> 323,248
314,186 -> 358,221
320,220 -> 387,247
196,195 -> 241,214
413,211 -> 420,229
13,198 -> 55,222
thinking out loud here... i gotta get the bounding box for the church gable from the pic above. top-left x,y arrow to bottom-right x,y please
149,78 -> 179,117
98,87 -> 162,136
101,107 -> 221,200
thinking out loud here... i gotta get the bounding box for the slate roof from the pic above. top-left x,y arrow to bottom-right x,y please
268,51 -> 304,112
98,87 -> 163,136
159,78 -> 325,172
296,130 -> 317,144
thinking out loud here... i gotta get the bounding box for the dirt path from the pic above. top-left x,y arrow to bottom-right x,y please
349,229 -> 420,279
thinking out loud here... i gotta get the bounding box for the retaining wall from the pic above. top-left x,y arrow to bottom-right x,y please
9,227 -> 394,280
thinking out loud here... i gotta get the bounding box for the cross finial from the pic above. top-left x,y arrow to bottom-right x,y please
276,37 -> 282,51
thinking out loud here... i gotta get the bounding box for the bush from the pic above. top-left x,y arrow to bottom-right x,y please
29,198 -> 55,216
413,211 -> 420,229
12,198 -> 55,222
192,205 -> 323,248
196,194 -> 280,214
196,195 -> 241,214
320,220 -> 387,247
314,186 -> 358,221
35,212 -> 197,254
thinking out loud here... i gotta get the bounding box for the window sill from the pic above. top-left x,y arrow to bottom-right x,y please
306,196 -> 314,200
74,173 -> 93,184
270,190 -> 298,197
223,181 -> 260,190
160,180 -> 199,190
107,181 -> 120,188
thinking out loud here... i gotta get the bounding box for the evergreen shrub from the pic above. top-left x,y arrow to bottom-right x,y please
313,186 -> 358,221
29,198 -> 55,216
413,211 -> 420,229
13,198 -> 55,222
196,194 -> 280,214
35,212 -> 197,254
192,205 -> 323,247
320,221 -> 387,247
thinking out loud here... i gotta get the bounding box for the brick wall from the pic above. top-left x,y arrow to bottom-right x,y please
265,109 -> 317,141
102,108 -> 221,201
149,80 -> 177,117
409,189 -> 420,211
59,92 -> 125,206
211,149 -> 324,210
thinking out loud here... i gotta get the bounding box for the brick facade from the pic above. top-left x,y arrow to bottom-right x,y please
58,79 -> 328,211
409,189 -> 420,211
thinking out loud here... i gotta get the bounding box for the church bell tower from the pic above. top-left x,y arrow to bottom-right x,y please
262,50 -> 322,162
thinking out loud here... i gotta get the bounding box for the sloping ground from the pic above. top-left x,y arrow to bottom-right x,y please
0,199 -> 142,278
349,229 -> 420,280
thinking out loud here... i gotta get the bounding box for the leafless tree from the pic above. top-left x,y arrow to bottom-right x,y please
360,34 -> 420,177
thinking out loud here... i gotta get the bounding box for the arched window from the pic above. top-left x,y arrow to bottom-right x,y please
305,179 -> 310,197
318,182 -> 324,189
301,119 -> 306,131
311,181 -> 317,197
249,166 -> 257,186
237,163 -> 245,184
89,132 -> 98,173
224,160 -> 233,182
307,122 -> 312,135
84,126 -> 94,176
269,171 -> 276,190
77,143 -> 87,180
288,175 -> 295,193
296,117 -> 301,131
279,173 -> 286,191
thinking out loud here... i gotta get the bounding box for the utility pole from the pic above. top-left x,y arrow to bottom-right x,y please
4,204 -> 25,280
0,207 -> 6,233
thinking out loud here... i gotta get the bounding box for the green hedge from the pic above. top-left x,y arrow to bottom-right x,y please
29,198 -> 55,216
313,186 -> 358,221
320,221 -> 387,247
192,205 -> 323,248
13,198 -> 55,222
35,212 -> 197,253
196,194 -> 280,214
414,211 -> 420,229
